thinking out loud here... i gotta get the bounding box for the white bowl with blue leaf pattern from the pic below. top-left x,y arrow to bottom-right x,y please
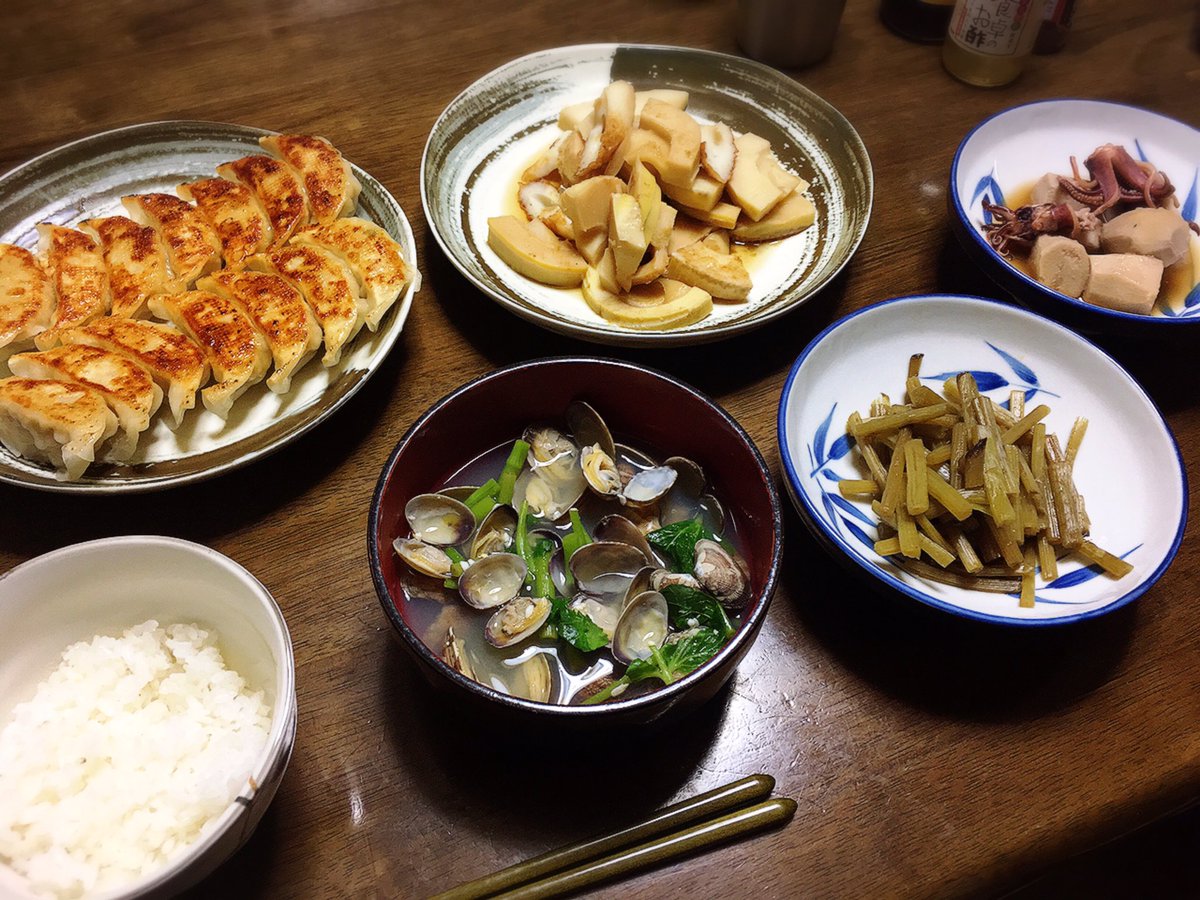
949,99 -> 1200,333
777,294 -> 1187,625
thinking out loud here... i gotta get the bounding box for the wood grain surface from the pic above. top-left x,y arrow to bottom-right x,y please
2,1 -> 1198,897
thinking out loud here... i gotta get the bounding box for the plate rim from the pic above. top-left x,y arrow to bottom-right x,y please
776,291 -> 1189,626
949,97 -> 1200,328
0,119 -> 418,494
420,41 -> 873,348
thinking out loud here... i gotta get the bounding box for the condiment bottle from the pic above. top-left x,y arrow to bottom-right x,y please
880,0 -> 956,43
943,0 -> 1049,87
1034,0 -> 1076,54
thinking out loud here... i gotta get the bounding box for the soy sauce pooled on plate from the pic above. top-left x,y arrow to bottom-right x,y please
392,400 -> 750,706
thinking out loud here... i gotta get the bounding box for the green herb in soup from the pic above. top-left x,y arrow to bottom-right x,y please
391,400 -> 751,706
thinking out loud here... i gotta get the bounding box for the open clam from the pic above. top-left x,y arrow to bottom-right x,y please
651,569 -> 701,592
622,565 -> 658,611
513,431 -> 586,520
659,456 -> 725,533
693,539 -> 749,607
612,590 -> 669,663
594,514 -> 655,564
485,595 -> 552,648
566,400 -> 616,459
507,653 -> 553,703
470,504 -> 518,559
622,465 -> 678,507
442,626 -> 475,679
394,537 -> 453,579
405,493 -> 476,546
581,444 -> 622,497
458,552 -> 527,609
569,540 -> 648,597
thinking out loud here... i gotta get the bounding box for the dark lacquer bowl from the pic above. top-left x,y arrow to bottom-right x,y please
368,357 -> 782,727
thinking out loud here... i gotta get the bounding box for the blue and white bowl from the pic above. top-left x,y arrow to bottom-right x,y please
777,294 -> 1187,625
949,99 -> 1200,333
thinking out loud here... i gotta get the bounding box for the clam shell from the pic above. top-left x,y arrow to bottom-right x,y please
485,595 -> 552,648
509,652 -> 554,703
612,590 -> 669,663
566,400 -> 616,459
470,504 -> 518,559
458,552 -> 527,609
569,540 -> 648,597
405,493 -> 476,546
693,539 -> 749,607
393,537 -> 453,579
622,565 -> 658,611
622,465 -> 678,506
513,466 -> 586,521
581,444 -> 622,497
442,626 -> 475,679
593,514 -> 655,564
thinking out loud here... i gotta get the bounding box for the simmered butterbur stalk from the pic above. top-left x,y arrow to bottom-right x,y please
877,428 -> 909,519
904,439 -> 928,516
838,479 -> 878,500
837,358 -> 1131,606
1076,540 -> 1134,578
1002,404 -> 1050,445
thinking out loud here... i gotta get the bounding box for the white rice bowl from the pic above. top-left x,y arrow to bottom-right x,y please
0,621 -> 271,898
0,537 -> 296,900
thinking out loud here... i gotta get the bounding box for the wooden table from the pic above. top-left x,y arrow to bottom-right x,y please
2,1 -> 1198,896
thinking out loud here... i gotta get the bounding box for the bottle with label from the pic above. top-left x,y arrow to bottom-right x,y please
1034,0 -> 1077,54
943,0 -> 1049,87
880,0 -> 956,43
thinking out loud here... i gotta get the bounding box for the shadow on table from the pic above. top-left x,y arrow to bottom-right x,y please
377,632 -> 734,854
780,498 -> 1138,723
423,238 -> 848,397
0,334 -> 408,559
175,802 -> 284,899
936,227 -> 1195,417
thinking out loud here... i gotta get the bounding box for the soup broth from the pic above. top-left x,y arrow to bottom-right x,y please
397,426 -> 745,706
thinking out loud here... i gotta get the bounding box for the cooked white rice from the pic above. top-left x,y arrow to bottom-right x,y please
0,620 -> 272,899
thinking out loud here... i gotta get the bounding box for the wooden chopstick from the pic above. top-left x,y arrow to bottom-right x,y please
430,774 -> 780,900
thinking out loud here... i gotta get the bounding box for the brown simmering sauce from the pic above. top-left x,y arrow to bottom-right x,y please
999,180 -> 1197,313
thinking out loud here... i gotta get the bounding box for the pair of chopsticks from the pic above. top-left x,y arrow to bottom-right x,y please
430,774 -> 795,900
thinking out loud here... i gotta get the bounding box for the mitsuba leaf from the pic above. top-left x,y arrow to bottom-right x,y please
550,597 -> 609,652
660,584 -> 733,638
624,626 -> 725,686
647,519 -> 712,573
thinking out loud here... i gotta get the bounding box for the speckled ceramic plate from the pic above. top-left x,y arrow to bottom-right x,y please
0,120 -> 419,493
778,294 -> 1187,625
421,43 -> 872,347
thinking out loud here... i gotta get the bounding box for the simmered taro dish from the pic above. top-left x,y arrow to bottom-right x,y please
982,143 -> 1197,316
392,400 -> 750,706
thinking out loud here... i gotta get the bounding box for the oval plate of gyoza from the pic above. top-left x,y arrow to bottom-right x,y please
0,120 -> 419,493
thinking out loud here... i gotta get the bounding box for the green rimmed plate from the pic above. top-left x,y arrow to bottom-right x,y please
0,120 -> 419,493
421,43 -> 873,348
